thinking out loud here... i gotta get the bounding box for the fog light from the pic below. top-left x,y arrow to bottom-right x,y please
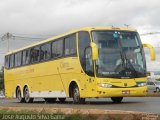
137,82 -> 146,87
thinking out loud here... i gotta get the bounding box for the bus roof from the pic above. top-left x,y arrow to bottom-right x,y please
5,26 -> 137,55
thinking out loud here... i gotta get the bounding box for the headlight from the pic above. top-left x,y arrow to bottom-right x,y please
137,82 -> 146,87
97,83 -> 112,88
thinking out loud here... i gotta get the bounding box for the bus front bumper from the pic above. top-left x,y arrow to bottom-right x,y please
94,86 -> 147,98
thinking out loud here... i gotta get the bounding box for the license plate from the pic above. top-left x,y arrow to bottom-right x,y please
122,90 -> 130,94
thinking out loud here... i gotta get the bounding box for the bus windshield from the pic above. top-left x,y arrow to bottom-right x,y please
92,31 -> 146,78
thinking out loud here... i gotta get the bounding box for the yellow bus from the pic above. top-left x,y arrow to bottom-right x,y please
4,27 -> 155,103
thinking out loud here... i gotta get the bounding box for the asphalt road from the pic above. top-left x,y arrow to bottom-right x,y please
0,97 -> 160,114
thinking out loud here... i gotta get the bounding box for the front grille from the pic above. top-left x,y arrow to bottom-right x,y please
111,85 -> 138,88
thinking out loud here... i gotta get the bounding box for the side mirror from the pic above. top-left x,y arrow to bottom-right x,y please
90,42 -> 98,60
143,44 -> 156,61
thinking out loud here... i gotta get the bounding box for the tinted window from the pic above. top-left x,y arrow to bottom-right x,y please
5,56 -> 9,69
52,40 -> 63,58
15,52 -> 22,67
40,43 -> 51,61
9,54 -> 14,68
64,34 -> 76,56
78,31 -> 92,75
22,49 -> 30,65
30,46 -> 40,63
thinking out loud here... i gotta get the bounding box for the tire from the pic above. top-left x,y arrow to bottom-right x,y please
16,87 -> 24,103
58,98 -> 66,103
23,87 -> 33,103
111,97 -> 123,103
156,88 -> 160,93
72,85 -> 85,104
44,98 -> 57,103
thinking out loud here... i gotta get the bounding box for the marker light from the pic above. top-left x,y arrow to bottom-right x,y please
97,83 -> 112,88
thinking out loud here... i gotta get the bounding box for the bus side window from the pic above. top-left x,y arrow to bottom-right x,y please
40,43 -> 51,61
22,49 -> 30,65
5,56 -> 9,69
15,52 -> 22,67
9,54 -> 15,68
56,40 -> 63,57
52,40 -> 63,58
64,34 -> 76,56
30,46 -> 40,63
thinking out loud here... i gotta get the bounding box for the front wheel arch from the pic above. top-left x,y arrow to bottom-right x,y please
69,81 -> 85,104
69,81 -> 79,98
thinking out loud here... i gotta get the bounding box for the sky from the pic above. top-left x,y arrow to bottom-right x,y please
0,0 -> 160,71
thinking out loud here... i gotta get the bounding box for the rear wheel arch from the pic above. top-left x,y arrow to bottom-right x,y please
23,85 -> 29,92
23,85 -> 33,103
23,84 -> 32,94
16,85 -> 23,98
16,85 -> 24,102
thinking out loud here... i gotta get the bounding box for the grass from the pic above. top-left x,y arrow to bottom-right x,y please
0,109 -> 113,120
0,109 -> 150,120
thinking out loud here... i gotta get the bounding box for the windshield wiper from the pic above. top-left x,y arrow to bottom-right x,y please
119,51 -> 125,68
119,51 -> 138,77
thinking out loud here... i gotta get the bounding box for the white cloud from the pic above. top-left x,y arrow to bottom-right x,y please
0,0 -> 160,70
0,0 -> 160,34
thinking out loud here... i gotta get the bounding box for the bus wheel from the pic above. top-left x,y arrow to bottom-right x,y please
58,98 -> 66,103
73,85 -> 85,104
111,97 -> 123,103
24,86 -> 33,103
16,87 -> 24,103
44,98 -> 56,103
